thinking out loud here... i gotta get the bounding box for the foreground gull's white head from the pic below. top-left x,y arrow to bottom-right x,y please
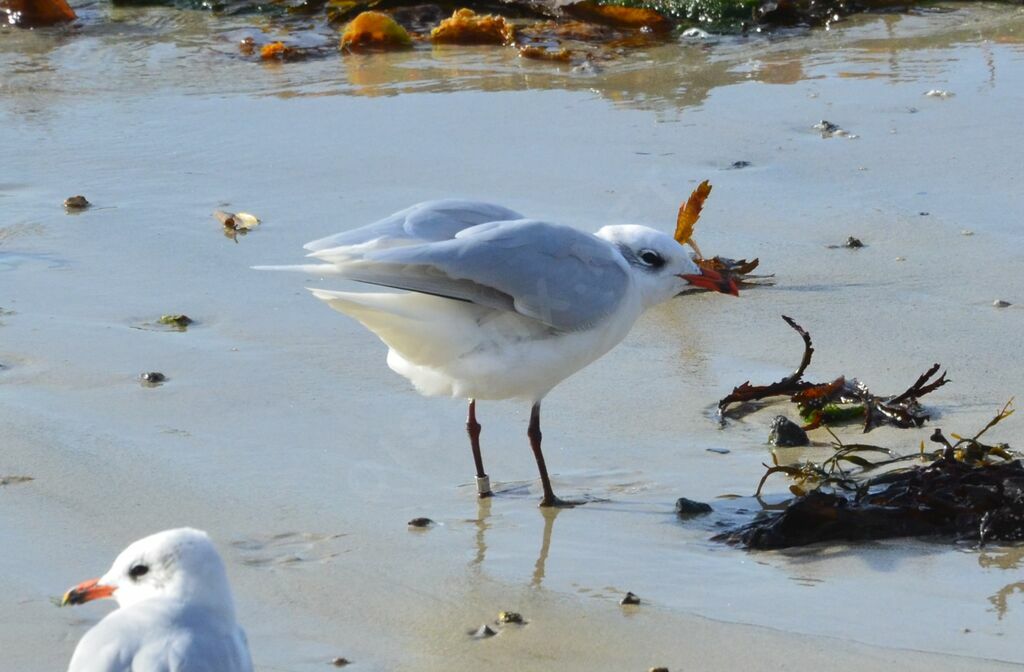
594,224 -> 738,306
62,528 -> 253,672
259,200 -> 738,507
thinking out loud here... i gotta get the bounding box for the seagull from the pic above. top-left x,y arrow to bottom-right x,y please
259,200 -> 737,507
61,528 -> 253,672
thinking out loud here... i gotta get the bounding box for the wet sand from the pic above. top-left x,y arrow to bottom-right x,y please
3,3 -> 1024,670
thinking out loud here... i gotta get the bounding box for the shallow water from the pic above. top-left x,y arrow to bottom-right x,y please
3,3 -> 1024,670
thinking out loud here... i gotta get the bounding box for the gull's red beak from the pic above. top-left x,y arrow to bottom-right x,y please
679,266 -> 739,297
61,578 -> 114,606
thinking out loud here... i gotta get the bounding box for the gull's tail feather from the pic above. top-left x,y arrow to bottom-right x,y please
308,288 -> 483,368
252,264 -> 343,274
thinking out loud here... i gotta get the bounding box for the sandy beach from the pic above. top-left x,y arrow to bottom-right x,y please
3,3 -> 1024,669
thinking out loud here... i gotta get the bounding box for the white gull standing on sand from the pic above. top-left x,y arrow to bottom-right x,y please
61,528 -> 253,672
259,200 -> 737,506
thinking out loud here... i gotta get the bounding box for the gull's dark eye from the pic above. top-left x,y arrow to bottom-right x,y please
639,250 -> 665,268
129,564 -> 149,580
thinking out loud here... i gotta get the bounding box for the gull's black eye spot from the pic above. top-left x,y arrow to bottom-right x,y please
129,564 -> 149,580
639,250 -> 665,268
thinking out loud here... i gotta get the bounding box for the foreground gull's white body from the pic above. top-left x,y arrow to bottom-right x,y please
62,528 -> 253,672
260,200 -> 737,506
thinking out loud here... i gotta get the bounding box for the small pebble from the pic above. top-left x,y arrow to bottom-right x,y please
844,236 -> 864,248
919,211 -> 929,216
620,592 -> 641,606
814,120 -> 858,139
727,160 -> 751,170
993,300 -> 1012,308
64,195 -> 90,209
675,497 -> 712,517
706,447 -> 730,454
680,27 -> 710,38
895,256 -> 906,262
650,668 -> 670,672
407,517 -> 434,528
925,89 -> 955,98
140,372 -> 166,384
330,658 -> 351,667
498,611 -> 524,624
471,624 -> 497,639
961,230 -> 974,236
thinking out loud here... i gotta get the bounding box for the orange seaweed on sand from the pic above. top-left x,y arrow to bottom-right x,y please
431,9 -> 515,46
562,1 -> 671,32
340,11 -> 413,51
1,0 -> 75,26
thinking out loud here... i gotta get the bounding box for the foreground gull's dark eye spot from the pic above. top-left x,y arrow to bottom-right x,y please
129,564 -> 149,580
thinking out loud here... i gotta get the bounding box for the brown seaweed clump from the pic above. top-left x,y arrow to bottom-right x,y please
716,402 -> 1020,549
431,8 -> 515,45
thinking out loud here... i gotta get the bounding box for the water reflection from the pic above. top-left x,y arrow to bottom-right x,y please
2,4 -> 1023,116
980,544 -> 1024,619
467,493 -> 564,589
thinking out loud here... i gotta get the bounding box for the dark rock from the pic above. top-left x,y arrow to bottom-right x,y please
768,415 -> 809,447
844,236 -> 864,248
330,658 -> 351,667
728,160 -> 751,170
498,611 -> 524,624
407,517 -> 434,528
619,591 -> 641,606
675,497 -> 713,517
140,372 -> 166,385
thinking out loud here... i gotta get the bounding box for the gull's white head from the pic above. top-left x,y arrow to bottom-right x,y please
595,224 -> 738,307
62,528 -> 236,617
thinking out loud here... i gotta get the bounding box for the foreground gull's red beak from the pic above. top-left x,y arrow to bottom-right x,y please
680,267 -> 740,297
61,578 -> 114,606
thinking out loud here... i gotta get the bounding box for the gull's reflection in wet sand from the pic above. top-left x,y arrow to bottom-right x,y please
468,491 -> 565,589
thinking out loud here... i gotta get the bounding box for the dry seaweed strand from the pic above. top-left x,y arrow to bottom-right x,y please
671,181 -> 772,290
717,316 -> 816,420
717,316 -> 949,431
674,180 -> 711,258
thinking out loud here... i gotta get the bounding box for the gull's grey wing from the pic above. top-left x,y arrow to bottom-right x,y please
337,219 -> 630,332
303,200 -> 525,253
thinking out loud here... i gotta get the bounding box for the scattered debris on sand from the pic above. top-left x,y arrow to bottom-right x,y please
157,314 -> 194,330
63,195 -> 90,210
470,624 -> 498,638
214,210 -> 259,241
